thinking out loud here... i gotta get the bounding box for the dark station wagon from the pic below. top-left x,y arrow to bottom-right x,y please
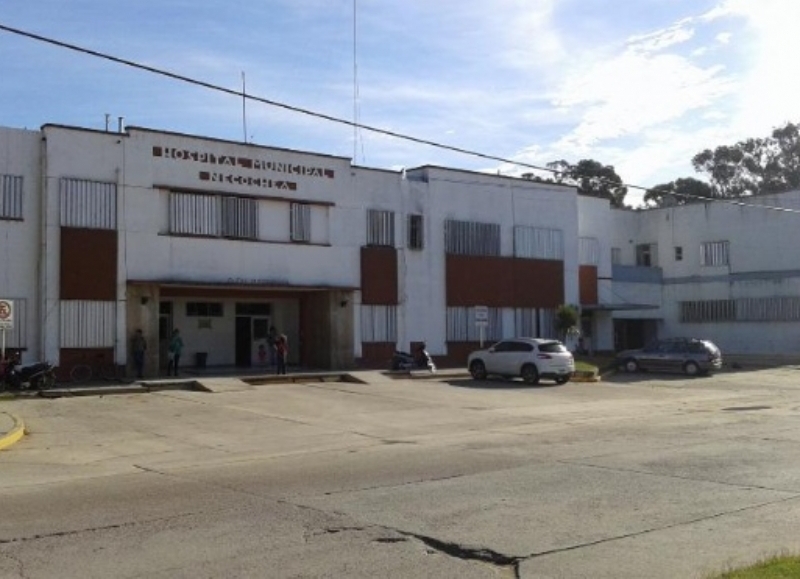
615,337 -> 723,376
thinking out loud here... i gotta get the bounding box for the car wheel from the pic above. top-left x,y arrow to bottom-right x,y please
683,361 -> 700,376
469,360 -> 487,380
623,358 -> 639,373
521,364 -> 540,385
555,376 -> 570,385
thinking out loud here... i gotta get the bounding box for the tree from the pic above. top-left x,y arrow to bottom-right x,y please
547,159 -> 628,208
555,304 -> 580,341
692,121 -> 800,197
643,177 -> 715,207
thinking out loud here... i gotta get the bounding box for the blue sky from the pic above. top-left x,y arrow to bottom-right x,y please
1,0 -> 797,206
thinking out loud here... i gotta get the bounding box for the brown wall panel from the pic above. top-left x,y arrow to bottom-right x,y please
358,342 -> 395,369
60,228 -> 117,300
360,247 -> 398,305
579,265 -> 598,305
446,255 -> 564,308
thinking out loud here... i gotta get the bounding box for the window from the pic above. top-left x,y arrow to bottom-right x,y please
701,241 -> 729,266
579,237 -> 600,266
514,226 -> 564,259
680,300 -> 736,323
235,303 -> 271,316
169,192 -> 257,240
60,178 -> 117,229
445,220 -> 500,256
611,247 -> 621,265
675,246 -> 683,261
360,305 -> 397,342
186,302 -> 223,317
366,209 -> 395,246
0,174 -> 23,220
291,203 -> 311,242
636,243 -> 657,267
408,214 -> 424,249
446,307 -> 503,341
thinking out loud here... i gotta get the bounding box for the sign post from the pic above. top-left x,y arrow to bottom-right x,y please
0,299 -> 14,361
474,305 -> 488,348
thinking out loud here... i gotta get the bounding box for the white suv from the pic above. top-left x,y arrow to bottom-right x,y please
467,338 -> 575,384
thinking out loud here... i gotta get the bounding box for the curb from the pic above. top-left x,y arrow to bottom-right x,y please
0,413 -> 26,452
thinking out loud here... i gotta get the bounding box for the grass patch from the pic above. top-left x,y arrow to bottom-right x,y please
707,554 -> 800,578
574,360 -> 598,375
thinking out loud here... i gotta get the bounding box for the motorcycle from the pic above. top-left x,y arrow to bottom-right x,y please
390,345 -> 437,373
0,354 -> 56,392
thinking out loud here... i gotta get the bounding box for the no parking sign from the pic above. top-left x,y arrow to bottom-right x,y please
0,299 -> 13,330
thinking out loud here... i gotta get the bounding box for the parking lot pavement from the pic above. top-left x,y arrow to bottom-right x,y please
2,367 -> 800,577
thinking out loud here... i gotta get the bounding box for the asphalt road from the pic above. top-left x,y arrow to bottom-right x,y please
2,367 -> 800,578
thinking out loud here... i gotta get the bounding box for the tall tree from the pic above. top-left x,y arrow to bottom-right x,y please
546,159 -> 628,208
644,177 -> 715,207
692,121 -> 800,197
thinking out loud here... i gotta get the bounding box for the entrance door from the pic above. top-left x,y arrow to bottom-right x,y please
235,317 -> 252,367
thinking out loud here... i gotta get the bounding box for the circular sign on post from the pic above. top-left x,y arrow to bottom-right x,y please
0,299 -> 14,330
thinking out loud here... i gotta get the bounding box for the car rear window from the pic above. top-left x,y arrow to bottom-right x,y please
538,341 -> 568,353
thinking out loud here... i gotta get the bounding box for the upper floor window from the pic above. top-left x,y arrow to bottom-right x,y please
60,177 -> 117,229
0,174 -> 23,220
367,209 -> 395,246
636,243 -> 658,267
579,237 -> 600,266
445,219 -> 500,256
514,226 -> 563,260
290,202 -> 311,242
186,302 -> 223,317
675,246 -> 683,261
407,214 -> 424,250
611,247 -> 621,265
169,191 -> 257,240
700,240 -> 729,266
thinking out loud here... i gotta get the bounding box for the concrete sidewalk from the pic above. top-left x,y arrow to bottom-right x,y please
0,411 -> 25,452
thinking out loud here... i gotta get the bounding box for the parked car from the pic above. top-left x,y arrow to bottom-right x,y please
615,337 -> 722,376
467,338 -> 575,384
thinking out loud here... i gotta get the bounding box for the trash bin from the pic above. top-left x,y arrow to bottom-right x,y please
195,352 -> 208,368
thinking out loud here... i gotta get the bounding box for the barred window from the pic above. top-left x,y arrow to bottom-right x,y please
60,178 -> 117,229
446,307 -> 503,341
361,305 -> 398,342
408,214 -> 424,249
367,209 -> 395,246
675,246 -> 683,261
291,202 -> 311,242
611,247 -> 621,265
445,220 -> 501,256
222,196 -> 257,239
680,300 -> 736,323
0,174 -> 23,220
701,241 -> 729,266
186,302 -> 224,317
579,237 -> 600,266
514,226 -> 563,259
169,192 -> 257,240
738,297 -> 800,321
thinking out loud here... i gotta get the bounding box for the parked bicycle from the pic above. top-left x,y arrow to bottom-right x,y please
69,353 -> 123,383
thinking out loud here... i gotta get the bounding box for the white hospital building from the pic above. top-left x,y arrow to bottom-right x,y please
1,122 -> 799,379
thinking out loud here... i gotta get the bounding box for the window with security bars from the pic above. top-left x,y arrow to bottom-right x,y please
60,178 -> 117,229
0,174 -> 23,220
360,305 -> 398,342
579,237 -> 600,265
408,214 -> 424,249
169,192 -> 257,240
366,209 -> 395,246
636,243 -> 657,267
291,203 -> 311,242
446,307 -> 503,341
700,240 -> 729,266
681,297 -> 800,323
445,220 -> 501,256
514,226 -> 563,259
611,247 -> 621,265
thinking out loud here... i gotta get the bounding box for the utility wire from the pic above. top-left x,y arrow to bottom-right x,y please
2,22 -> 800,215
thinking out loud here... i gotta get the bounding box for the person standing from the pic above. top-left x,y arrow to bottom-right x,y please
267,325 -> 279,367
167,328 -> 184,376
131,329 -> 147,379
275,334 -> 288,375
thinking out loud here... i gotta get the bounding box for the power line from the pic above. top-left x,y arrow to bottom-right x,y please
2,22 -> 800,215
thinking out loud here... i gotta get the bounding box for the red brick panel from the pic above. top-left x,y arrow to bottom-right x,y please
360,247 -> 398,305
60,228 -> 117,300
446,255 -> 564,308
359,342 -> 396,369
579,265 -> 598,305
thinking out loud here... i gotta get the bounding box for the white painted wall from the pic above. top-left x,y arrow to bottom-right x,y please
0,128 -> 42,363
